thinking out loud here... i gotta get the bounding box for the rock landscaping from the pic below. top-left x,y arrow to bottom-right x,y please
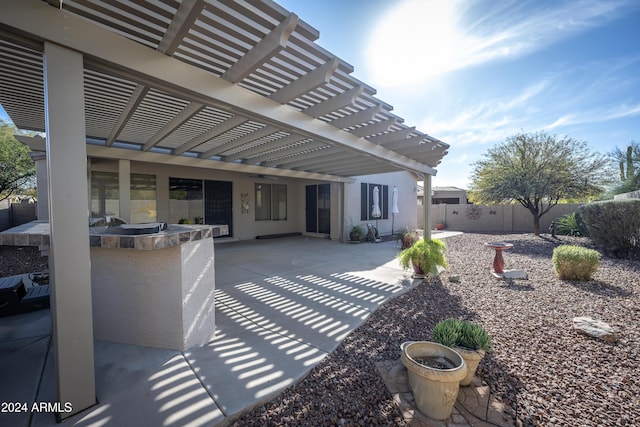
2,232 -> 638,426
231,233 -> 639,427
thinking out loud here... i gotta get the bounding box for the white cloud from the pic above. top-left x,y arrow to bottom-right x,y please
546,103 -> 640,129
417,80 -> 551,146
365,0 -> 637,88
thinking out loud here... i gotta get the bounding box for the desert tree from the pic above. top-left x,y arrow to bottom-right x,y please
0,120 -> 36,201
468,131 -> 610,235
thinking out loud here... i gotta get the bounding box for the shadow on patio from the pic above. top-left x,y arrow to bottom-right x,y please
1,236 -> 419,426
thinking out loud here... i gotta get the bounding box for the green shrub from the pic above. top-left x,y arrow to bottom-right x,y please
397,238 -> 447,274
554,212 -> 582,236
552,245 -> 600,281
433,318 -> 492,352
576,200 -> 640,259
574,209 -> 590,238
458,321 -> 493,352
432,318 -> 461,348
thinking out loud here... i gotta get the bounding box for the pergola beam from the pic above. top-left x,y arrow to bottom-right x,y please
158,0 -> 205,55
350,117 -> 398,138
222,13 -> 299,83
199,125 -> 279,158
381,134 -> 431,150
301,154 -> 366,172
172,115 -> 247,155
264,146 -> 338,168
21,135 -> 356,183
106,84 -> 148,146
250,140 -> 326,164
269,58 -> 339,104
143,102 -> 204,151
1,0 -> 437,176
367,126 -> 415,145
303,85 -> 364,118
329,104 -> 382,129
225,133 -> 308,162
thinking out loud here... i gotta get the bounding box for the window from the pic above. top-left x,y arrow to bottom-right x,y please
272,184 -> 287,220
360,183 -> 389,221
131,173 -> 157,223
255,183 -> 287,221
169,178 -> 203,224
91,171 -> 119,217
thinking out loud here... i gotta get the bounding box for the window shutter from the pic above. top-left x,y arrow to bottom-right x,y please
360,183 -> 368,220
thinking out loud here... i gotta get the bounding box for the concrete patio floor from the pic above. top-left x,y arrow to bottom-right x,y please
3,234 -> 466,426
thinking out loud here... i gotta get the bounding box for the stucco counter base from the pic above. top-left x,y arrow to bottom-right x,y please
91,238 -> 215,351
1,222 -> 226,351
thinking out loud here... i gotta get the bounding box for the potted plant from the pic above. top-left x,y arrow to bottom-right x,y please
397,238 -> 447,278
401,341 -> 467,420
397,227 -> 419,249
432,318 -> 493,386
435,220 -> 445,231
349,224 -> 365,243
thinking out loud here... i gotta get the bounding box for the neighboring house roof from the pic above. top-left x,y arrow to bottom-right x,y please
433,186 -> 466,192
0,0 -> 449,181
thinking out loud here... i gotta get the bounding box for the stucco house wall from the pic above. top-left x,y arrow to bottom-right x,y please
36,155 -> 417,242
344,171 -> 418,239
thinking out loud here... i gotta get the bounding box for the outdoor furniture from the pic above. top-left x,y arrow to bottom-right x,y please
0,273 -> 50,317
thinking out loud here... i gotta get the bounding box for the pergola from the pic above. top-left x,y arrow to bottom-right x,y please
0,0 -> 448,418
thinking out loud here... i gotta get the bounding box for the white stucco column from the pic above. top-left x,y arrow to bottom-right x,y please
29,151 -> 49,221
118,159 -> 131,223
43,42 -> 96,419
423,175 -> 432,240
156,170 -> 169,223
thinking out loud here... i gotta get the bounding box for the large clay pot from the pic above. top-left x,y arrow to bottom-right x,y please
411,262 -> 426,279
401,341 -> 467,420
455,347 -> 485,386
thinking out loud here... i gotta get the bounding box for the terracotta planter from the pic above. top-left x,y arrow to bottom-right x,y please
411,261 -> 425,279
401,341 -> 467,420
402,235 -> 417,249
455,347 -> 485,386
436,223 -> 444,230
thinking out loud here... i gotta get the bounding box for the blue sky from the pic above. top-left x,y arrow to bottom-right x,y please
2,0 -> 639,188
277,0 -> 640,188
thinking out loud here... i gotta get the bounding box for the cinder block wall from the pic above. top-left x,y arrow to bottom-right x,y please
418,203 -> 582,233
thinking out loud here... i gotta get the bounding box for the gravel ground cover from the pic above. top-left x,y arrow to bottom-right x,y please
0,245 -> 48,275
2,233 -> 638,426
230,233 -> 639,427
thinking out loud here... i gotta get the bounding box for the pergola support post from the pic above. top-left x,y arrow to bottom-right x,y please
119,159 -> 131,222
43,41 -> 96,420
423,175 -> 432,240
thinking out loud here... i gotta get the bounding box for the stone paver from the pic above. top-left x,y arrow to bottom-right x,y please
376,359 -> 515,427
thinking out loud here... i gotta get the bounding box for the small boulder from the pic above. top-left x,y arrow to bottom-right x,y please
502,270 -> 528,279
573,316 -> 618,343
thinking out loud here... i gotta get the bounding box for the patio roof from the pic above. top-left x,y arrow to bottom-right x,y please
0,0 -> 448,181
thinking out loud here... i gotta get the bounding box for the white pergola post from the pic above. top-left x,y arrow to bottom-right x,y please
423,175 -> 432,240
118,159 -> 131,222
29,151 -> 49,221
43,41 -> 96,419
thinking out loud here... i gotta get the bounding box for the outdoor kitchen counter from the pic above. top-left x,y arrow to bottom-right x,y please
1,220 -> 229,351
0,220 -> 229,249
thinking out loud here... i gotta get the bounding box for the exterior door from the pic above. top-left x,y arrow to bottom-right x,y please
305,183 -> 330,234
204,180 -> 232,237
